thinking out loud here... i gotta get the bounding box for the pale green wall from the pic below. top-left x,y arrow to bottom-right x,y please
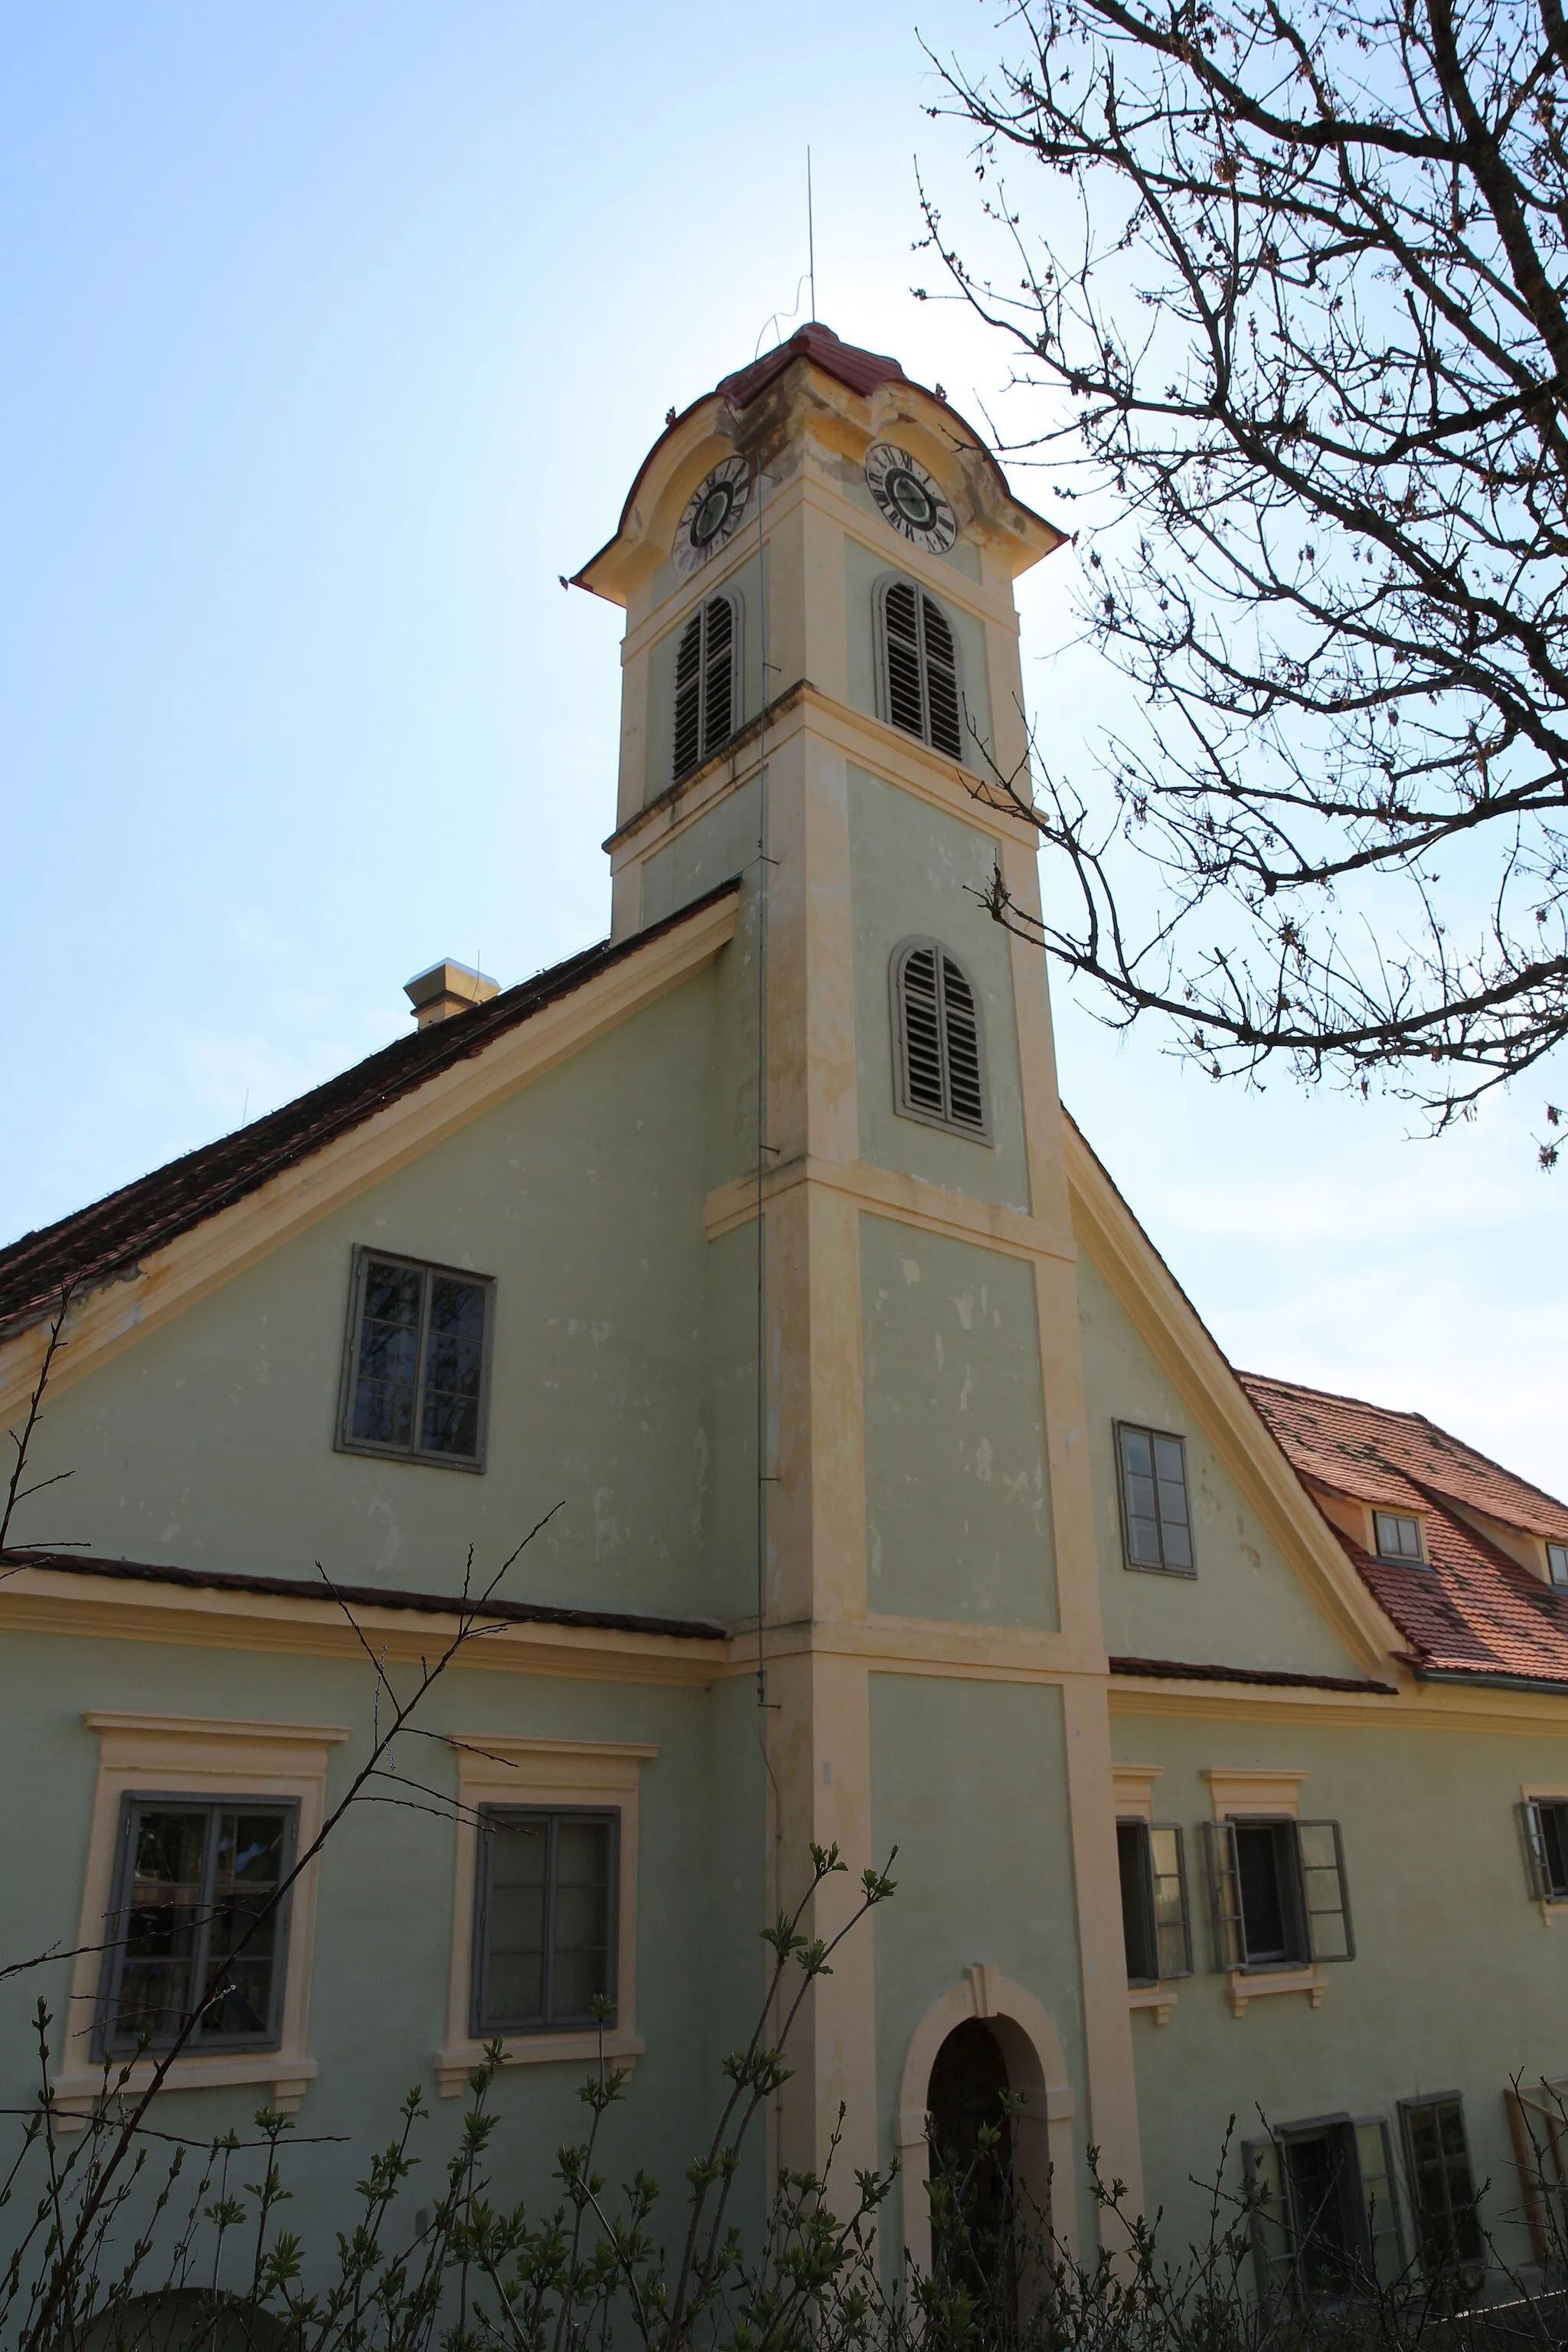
10,972 -> 753,1624
641,777 -> 757,930
839,469 -> 984,583
848,765 -> 1030,1214
644,548 -> 766,803
861,1214 -> 1056,1627
870,1674 -> 1091,2249
1112,1709 -> 1568,2272
1077,1252 -> 1366,1677
843,537 -> 992,769
0,1627 -> 769,2284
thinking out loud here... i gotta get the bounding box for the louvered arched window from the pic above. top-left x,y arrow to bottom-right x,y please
877,578 -> 964,760
672,590 -> 740,782
890,939 -> 990,1138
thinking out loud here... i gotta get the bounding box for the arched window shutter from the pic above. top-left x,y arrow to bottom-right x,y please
891,939 -> 990,1138
672,591 -> 740,783
879,580 -> 965,760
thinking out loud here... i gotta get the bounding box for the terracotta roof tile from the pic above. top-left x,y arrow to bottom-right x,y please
715,322 -> 908,413
1242,1373 -> 1568,1685
0,880 -> 740,1341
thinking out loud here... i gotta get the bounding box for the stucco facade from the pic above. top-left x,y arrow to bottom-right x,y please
2,320 -> 1566,2301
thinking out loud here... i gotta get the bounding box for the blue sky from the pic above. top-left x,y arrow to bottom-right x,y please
2,2 -> 1560,1491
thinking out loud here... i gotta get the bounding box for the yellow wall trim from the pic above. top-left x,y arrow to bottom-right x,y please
1111,1673 -> 1568,1733
893,1970 -> 1078,2272
435,1733 -> 655,2097
1227,1965 -> 1327,2017
1201,1766 -> 1308,1818
1,1564 -> 729,1684
704,1155 -> 1073,1267
56,1711 -> 347,2122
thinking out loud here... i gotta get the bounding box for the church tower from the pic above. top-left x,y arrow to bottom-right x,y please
574,324 -> 1141,2256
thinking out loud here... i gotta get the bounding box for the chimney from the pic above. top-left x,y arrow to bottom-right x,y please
404,959 -> 499,1029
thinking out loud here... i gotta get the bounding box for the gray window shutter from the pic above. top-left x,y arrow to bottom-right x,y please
1297,1820 -> 1354,1962
1354,2118 -> 1406,2284
672,610 -> 704,780
1149,1824 -> 1193,1979
1521,1798 -> 1553,1900
1202,1818 -> 1245,1969
1242,2134 -> 1294,2307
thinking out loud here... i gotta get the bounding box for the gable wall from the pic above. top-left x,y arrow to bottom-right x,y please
11,969 -> 753,1624
1076,1252 -> 1367,1678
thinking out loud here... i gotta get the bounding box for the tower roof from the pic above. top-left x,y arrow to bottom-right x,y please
714,321 -> 908,412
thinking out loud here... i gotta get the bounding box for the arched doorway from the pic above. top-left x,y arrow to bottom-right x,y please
926,2017 -> 1016,2314
894,1968 -> 1076,2280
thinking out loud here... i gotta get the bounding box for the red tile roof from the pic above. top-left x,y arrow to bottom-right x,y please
715,322 -> 908,412
1242,1374 -> 1568,1685
0,880 -> 740,1342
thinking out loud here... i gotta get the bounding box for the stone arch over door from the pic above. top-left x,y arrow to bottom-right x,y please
894,1965 -> 1077,2277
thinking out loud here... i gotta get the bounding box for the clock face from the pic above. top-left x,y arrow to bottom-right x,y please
673,457 -> 751,576
864,442 -> 958,555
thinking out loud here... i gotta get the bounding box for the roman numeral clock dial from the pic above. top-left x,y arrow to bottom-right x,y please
672,457 -> 751,577
864,442 -> 958,554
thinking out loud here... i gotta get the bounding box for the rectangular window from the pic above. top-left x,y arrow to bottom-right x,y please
1521,1799 -> 1568,1900
1400,2095 -> 1483,2279
1115,1423 -> 1194,1574
472,1808 -> 618,2034
1372,1511 -> 1424,1562
1246,2118 -> 1403,2304
1205,1818 -> 1354,1971
1116,1820 -> 1192,1985
1548,1543 -> 1568,1588
98,1797 -> 296,2054
338,1249 -> 495,1470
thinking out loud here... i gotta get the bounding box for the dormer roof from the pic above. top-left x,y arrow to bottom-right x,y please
1243,1372 -> 1568,1685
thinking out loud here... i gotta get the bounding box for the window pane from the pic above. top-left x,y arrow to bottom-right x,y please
201,1811 -> 286,2040
1118,1426 -> 1165,1564
113,1808 -> 207,2045
420,1277 -> 486,1458
1298,1821 -> 1351,1959
1543,1804 -> 1568,1899
551,1818 -> 612,2020
1235,1822 -> 1295,1964
352,1261 -> 422,1446
1150,1828 -> 1190,1977
1550,1544 -> 1568,1587
1116,1822 -> 1157,1982
1282,2124 -> 1361,2294
484,1818 -> 548,2025
1152,1436 -> 1193,1569
1374,1511 -> 1421,1560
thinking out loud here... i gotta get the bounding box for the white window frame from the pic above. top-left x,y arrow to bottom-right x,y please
57,1713 -> 346,2122
436,1735 -> 655,2096
1371,1509 -> 1426,1563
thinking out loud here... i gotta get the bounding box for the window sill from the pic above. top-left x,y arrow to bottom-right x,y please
1129,1984 -> 1179,2026
435,2030 -> 645,2099
1227,1965 -> 1326,2017
1539,1900 -> 1568,1926
50,2053 -> 317,2129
